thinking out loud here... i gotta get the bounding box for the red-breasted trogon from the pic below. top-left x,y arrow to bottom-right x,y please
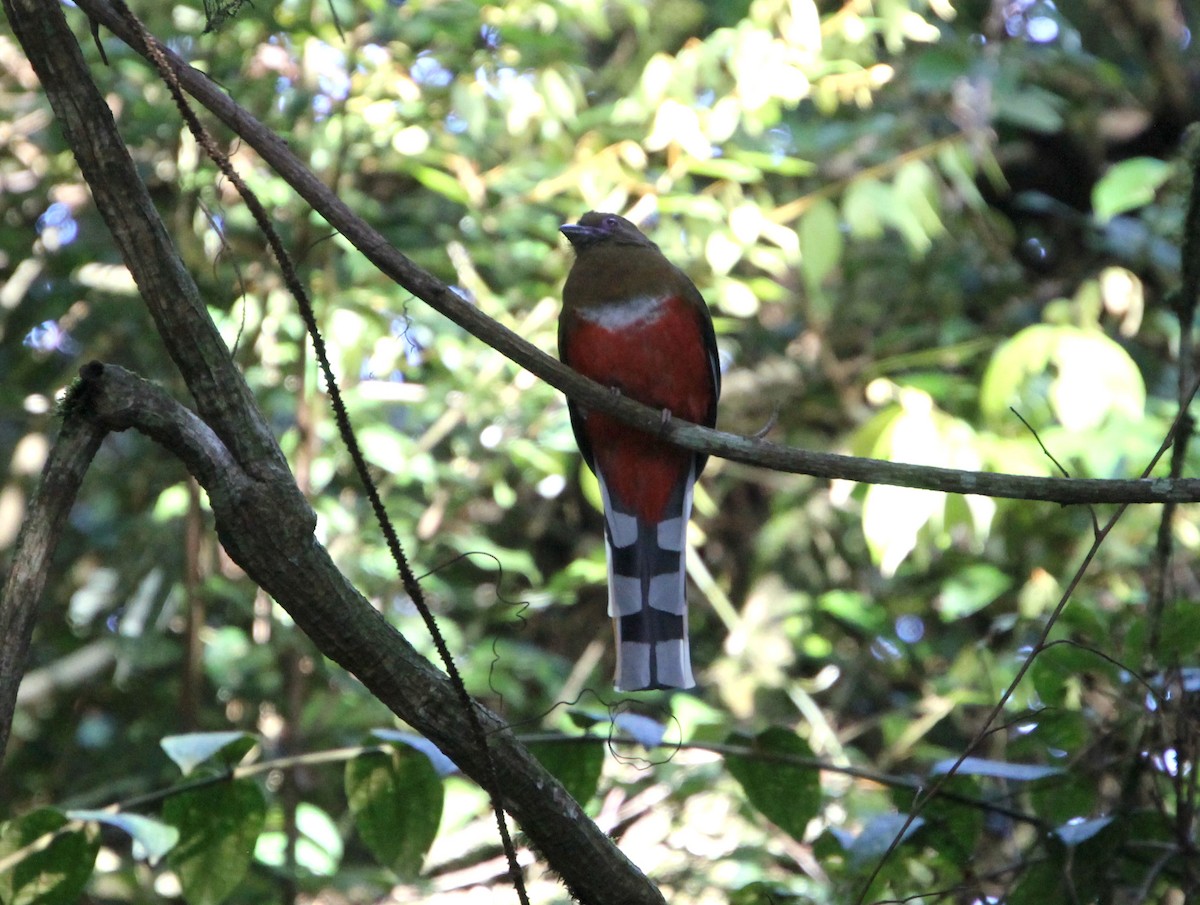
559,212 -> 720,691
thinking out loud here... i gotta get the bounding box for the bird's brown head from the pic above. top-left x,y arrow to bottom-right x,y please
560,211 -> 656,252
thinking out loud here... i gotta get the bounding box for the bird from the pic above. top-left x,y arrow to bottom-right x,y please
558,211 -> 720,691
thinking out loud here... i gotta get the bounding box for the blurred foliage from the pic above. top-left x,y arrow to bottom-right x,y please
2,0 -> 1200,902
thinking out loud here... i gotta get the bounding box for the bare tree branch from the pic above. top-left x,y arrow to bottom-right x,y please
0,401 -> 106,758
71,0 -> 1200,506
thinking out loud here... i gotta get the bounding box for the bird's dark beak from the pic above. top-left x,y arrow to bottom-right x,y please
560,223 -> 603,248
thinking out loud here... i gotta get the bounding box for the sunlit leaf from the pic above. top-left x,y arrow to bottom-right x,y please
936,564 -> 1012,621
980,324 -> 1145,432
799,198 -> 842,288
1092,157 -> 1171,224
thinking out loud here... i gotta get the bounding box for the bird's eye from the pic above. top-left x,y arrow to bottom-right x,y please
602,215 -> 619,229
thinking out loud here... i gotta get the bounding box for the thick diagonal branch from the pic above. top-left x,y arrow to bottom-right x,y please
74,363 -> 660,904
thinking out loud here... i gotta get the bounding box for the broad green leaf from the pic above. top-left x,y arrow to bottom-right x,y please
65,811 -> 178,865
161,732 -> 258,777
345,748 -> 443,878
0,809 -> 99,905
798,198 -> 842,288
1092,157 -> 1171,223
936,564 -> 1012,621
857,389 -> 986,575
1151,604 -> 1200,663
817,589 -> 887,634
725,728 -> 820,842
527,739 -> 604,806
980,324 -> 1145,431
164,780 -> 267,905
930,757 -> 1063,781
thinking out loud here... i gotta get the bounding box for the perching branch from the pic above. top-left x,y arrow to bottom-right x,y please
71,0 -> 1200,507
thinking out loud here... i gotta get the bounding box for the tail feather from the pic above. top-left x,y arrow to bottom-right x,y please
598,470 -> 696,691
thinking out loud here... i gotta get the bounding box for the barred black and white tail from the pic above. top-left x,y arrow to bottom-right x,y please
597,469 -> 695,691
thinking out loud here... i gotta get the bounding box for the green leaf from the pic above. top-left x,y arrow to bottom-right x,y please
798,198 -> 843,288
161,732 -> 257,777
345,747 -> 443,878
841,178 -> 890,239
1153,604 -> 1200,663
980,324 -> 1145,431
65,811 -> 178,865
164,780 -> 267,905
1030,642 -> 1096,708
817,589 -> 888,634
893,160 -> 943,238
683,156 -> 762,183
409,165 -> 469,205
0,809 -> 99,905
527,739 -> 605,807
1092,157 -> 1171,224
725,728 -> 820,841
936,564 -> 1012,620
